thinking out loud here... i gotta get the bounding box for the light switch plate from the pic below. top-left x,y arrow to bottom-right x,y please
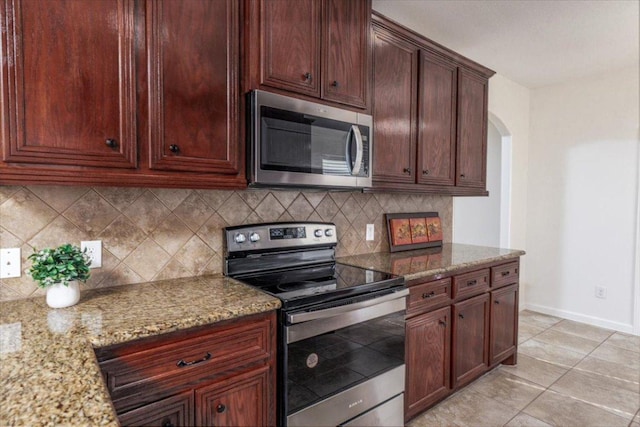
366,224 -> 375,241
81,240 -> 102,268
0,248 -> 21,278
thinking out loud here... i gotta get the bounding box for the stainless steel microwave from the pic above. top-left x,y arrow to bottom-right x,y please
248,90 -> 372,189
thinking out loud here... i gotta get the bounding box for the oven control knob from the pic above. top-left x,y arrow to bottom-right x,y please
324,228 -> 334,237
249,232 -> 261,243
234,233 -> 246,244
314,229 -> 323,238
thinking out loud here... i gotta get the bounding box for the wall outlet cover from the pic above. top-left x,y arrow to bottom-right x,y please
81,241 -> 102,269
0,248 -> 21,279
595,286 -> 607,299
366,224 -> 375,241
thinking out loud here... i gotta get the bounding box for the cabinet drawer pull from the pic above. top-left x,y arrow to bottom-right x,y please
403,167 -> 411,174
439,320 -> 447,327
303,72 -> 312,81
216,404 -> 226,413
331,80 -> 339,87
494,300 -> 500,305
422,169 -> 429,175
169,144 -> 180,153
460,173 -> 466,178
501,271 -> 510,277
458,313 -> 464,319
105,138 -> 117,148
162,419 -> 175,427
467,279 -> 477,287
422,291 -> 436,299
176,352 -> 211,367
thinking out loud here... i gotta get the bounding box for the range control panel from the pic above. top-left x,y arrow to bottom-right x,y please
225,222 -> 337,254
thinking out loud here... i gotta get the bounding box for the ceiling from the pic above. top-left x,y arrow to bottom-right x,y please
372,0 -> 639,88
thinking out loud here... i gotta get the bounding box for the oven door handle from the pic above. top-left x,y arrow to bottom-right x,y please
286,288 -> 408,324
285,289 -> 409,344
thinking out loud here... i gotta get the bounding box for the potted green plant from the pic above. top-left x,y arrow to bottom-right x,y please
28,244 -> 91,308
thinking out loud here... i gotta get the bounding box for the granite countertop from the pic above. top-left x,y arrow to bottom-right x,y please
0,275 -> 281,427
338,243 -> 525,282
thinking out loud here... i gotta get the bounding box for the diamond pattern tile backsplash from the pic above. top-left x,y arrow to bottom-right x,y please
0,185 -> 452,301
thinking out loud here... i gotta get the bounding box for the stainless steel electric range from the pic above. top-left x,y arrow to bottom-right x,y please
224,222 -> 408,427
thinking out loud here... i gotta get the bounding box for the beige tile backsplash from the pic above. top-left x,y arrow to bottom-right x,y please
0,185 -> 452,301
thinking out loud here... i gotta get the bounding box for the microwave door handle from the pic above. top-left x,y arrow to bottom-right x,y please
350,125 -> 363,175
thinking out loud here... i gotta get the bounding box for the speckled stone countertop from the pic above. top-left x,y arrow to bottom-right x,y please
0,275 -> 281,427
338,243 -> 525,282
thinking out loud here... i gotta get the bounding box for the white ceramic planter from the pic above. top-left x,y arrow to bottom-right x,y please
46,281 -> 80,309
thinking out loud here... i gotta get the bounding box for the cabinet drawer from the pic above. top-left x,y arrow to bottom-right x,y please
118,391 -> 194,427
407,278 -> 451,316
452,269 -> 489,300
491,261 -> 519,288
100,316 -> 272,402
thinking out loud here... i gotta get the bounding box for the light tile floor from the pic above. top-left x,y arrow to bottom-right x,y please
408,310 -> 640,427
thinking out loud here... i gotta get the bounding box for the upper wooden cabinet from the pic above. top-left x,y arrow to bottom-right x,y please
1,0 -> 245,189
247,0 -> 371,110
370,12 -> 494,196
1,0 -> 137,170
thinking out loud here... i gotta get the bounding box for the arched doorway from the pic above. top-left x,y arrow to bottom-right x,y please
453,113 -> 512,248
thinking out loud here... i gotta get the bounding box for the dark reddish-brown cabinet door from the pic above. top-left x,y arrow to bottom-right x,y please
322,0 -> 370,108
452,293 -> 490,388
1,0 -> 137,168
118,391 -> 194,427
372,25 -> 418,184
147,0 -> 241,174
405,306 -> 451,422
456,68 -> 488,188
490,284 -> 519,365
260,0 -> 321,97
195,367 -> 269,427
417,51 -> 457,186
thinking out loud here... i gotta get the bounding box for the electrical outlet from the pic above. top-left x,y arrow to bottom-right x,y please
595,285 -> 607,299
0,248 -> 21,278
366,224 -> 375,241
81,240 -> 102,268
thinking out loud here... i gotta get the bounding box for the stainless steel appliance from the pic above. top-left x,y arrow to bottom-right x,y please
248,90 -> 373,189
224,222 -> 407,427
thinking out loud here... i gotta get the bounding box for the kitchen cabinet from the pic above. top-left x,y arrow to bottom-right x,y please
405,306 -> 451,420
370,12 -> 494,196
452,292 -> 490,388
96,311 -> 276,427
246,0 -> 371,110
404,258 -> 520,422
1,0 -> 245,189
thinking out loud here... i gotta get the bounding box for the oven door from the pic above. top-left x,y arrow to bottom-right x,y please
250,90 -> 372,188
283,289 -> 408,427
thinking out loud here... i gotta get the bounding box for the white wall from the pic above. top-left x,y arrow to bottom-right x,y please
526,66 -> 640,332
454,121 -> 502,247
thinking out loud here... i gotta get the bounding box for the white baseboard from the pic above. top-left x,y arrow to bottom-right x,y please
522,303 -> 636,335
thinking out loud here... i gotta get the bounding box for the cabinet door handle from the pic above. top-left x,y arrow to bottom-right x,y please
501,271 -> 510,277
105,138 -> 117,148
460,173 -> 466,178
422,291 -> 435,299
162,419 -> 175,427
169,144 -> 180,153
304,72 -> 312,81
403,167 -> 411,174
422,169 -> 429,175
216,404 -> 226,413
458,313 -> 464,319
331,80 -> 339,87
494,300 -> 500,305
176,352 -> 211,367
439,320 -> 447,327
467,279 -> 477,287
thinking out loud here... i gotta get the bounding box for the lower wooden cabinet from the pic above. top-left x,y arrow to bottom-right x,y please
452,293 -> 490,388
405,306 -> 451,420
490,284 -> 519,365
96,312 -> 276,427
404,257 -> 520,423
